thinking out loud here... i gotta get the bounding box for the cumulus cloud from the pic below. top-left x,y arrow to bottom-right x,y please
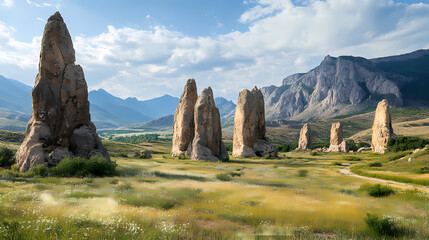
0,21 -> 40,69
1,0 -> 13,7
2,0 -> 429,101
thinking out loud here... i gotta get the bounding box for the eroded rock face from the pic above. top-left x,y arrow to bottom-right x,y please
232,87 -> 277,157
372,99 -> 395,153
15,12 -> 109,171
172,79 -> 198,157
297,123 -> 311,150
191,87 -> 229,161
328,122 -> 348,152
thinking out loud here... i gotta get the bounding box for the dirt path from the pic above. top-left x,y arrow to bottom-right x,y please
339,167 -> 429,192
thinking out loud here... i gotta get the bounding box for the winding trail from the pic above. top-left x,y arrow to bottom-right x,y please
339,167 -> 429,192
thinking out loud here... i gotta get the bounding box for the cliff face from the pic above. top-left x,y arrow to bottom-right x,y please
262,54 -> 416,122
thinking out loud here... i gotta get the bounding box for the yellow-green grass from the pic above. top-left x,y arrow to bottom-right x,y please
350,148 -> 429,186
1,150 -> 428,239
351,117 -> 429,142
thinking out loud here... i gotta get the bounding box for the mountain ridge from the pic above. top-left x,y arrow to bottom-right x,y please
261,49 -> 429,122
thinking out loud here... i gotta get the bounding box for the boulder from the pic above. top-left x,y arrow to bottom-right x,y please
232,87 -> 277,157
141,150 -> 152,159
328,122 -> 348,152
296,123 -> 311,150
372,99 -> 395,153
172,79 -> 198,157
15,12 -> 109,172
132,152 -> 141,158
191,87 -> 229,161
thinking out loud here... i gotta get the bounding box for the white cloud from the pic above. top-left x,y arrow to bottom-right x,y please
26,0 -> 57,8
0,21 -> 40,69
2,0 -> 429,101
1,0 -> 13,7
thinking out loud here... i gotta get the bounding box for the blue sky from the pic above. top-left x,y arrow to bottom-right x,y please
1,0 -> 429,101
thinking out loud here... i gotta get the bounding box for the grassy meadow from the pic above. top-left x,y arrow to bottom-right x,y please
1,137 -> 428,239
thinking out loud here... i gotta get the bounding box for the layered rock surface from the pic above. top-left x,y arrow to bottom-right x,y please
191,87 -> 229,161
297,123 -> 311,150
172,79 -> 198,157
372,100 -> 395,153
328,122 -> 348,152
233,87 -> 277,157
16,12 -> 109,171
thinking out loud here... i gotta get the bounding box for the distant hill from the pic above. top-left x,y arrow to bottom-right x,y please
0,75 -> 32,114
88,90 -> 179,128
214,97 -> 236,117
0,76 -> 180,130
262,49 -> 429,122
124,97 -> 237,131
124,114 -> 174,131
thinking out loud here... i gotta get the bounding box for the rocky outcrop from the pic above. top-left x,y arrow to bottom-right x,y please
297,123 -> 311,150
232,87 -> 277,157
172,79 -> 198,157
372,100 -> 395,153
328,122 -> 348,152
191,87 -> 229,161
15,12 -> 109,172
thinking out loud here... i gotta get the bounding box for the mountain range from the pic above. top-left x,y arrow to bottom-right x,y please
261,49 -> 429,122
0,75 -> 237,131
0,76 -> 182,130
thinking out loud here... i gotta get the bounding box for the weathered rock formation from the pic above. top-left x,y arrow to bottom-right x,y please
191,87 -> 229,161
172,79 -> 198,157
297,123 -> 311,150
328,122 -> 348,152
232,87 -> 277,157
372,99 -> 395,153
15,12 -> 109,171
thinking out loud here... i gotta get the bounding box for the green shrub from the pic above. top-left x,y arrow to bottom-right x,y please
331,162 -> 342,166
216,173 -> 232,181
223,142 -> 232,152
388,152 -> 407,161
343,156 -> 361,161
387,136 -> 429,152
360,184 -> 395,197
369,162 -> 382,167
339,189 -> 355,195
51,156 -> 117,177
277,143 -> 298,152
0,147 -> 15,168
30,165 -> 49,177
297,169 -> 308,177
364,213 -> 400,236
310,152 -> 320,156
347,140 -> 358,152
416,167 -> 429,174
310,140 -> 330,149
229,171 -> 243,177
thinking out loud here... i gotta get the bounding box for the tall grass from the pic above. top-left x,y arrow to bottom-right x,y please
351,165 -> 429,186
